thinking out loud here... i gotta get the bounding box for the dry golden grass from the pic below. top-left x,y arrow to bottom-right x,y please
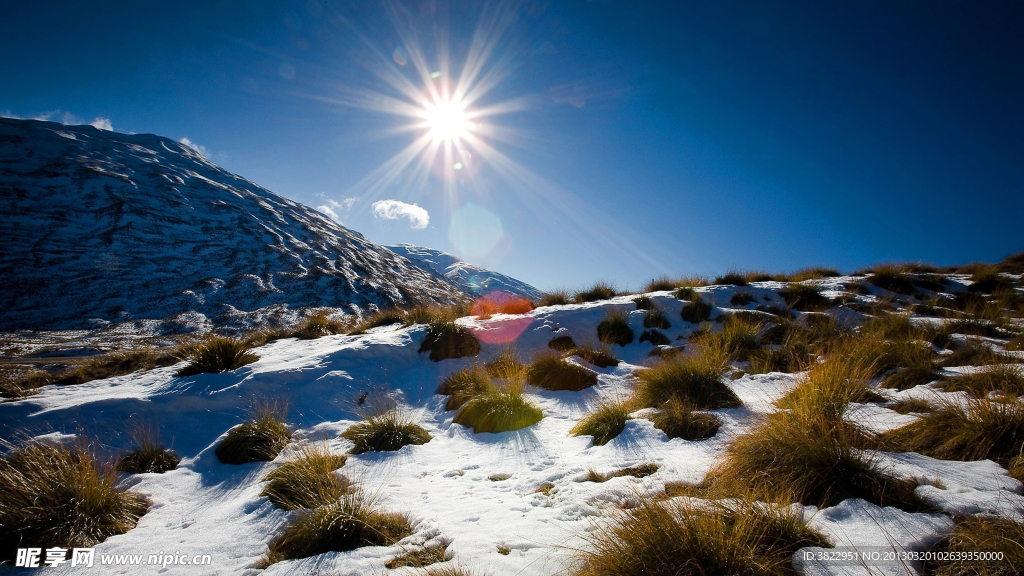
419,320 -> 481,362
935,365 -> 1024,398
116,426 -> 180,474
581,463 -> 659,483
290,311 -> 349,339
538,290 -> 571,307
633,346 -> 737,410
570,398 -> 632,446
880,398 -> 1024,468
385,539 -> 450,569
437,366 -> 491,411
342,404 -> 432,454
526,352 -> 598,391
693,314 -> 764,361
260,443 -> 349,510
647,396 -> 722,441
215,400 -> 291,464
888,397 -> 935,414
575,283 -> 617,303
570,497 -> 830,576
177,337 -> 258,376
0,442 -> 149,562
451,363 -> 543,433
262,490 -> 412,565
924,516 -> 1024,576
778,284 -> 832,312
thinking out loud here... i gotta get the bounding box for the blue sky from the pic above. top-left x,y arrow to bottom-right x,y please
3,0 -> 1023,291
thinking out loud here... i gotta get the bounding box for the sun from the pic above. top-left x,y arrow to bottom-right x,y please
421,97 -> 471,144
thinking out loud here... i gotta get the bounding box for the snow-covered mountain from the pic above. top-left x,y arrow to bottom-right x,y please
0,118 -> 467,331
387,243 -> 544,302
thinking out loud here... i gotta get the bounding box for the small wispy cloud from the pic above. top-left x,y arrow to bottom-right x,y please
90,117 -> 113,131
179,137 -> 210,159
316,197 -> 358,223
372,199 -> 429,229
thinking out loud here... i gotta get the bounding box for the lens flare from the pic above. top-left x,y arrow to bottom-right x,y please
469,291 -> 534,344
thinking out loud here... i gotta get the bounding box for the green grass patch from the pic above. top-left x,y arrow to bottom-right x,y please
215,401 -> 291,464
453,378 -> 543,434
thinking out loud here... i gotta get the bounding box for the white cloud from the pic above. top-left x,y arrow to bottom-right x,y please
316,204 -> 340,221
90,116 -> 113,131
315,196 -> 358,223
179,137 -> 210,159
1,110 -> 23,119
372,199 -> 429,229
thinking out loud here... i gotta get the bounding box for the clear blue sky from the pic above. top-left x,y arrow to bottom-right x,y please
3,1 -> 1022,292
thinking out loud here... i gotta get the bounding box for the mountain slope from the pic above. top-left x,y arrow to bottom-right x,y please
0,118 -> 467,331
387,243 -> 544,301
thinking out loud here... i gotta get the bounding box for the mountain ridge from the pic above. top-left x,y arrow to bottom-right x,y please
0,118 -> 474,331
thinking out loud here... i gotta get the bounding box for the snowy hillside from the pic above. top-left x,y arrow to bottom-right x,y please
387,244 -> 544,302
1,264 -> 1023,575
0,118 -> 466,331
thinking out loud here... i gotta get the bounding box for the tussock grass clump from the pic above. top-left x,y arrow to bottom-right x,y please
888,398 -> 935,414
51,347 -> 181,385
867,266 -> 922,296
649,396 -> 722,441
421,563 -> 487,576
633,348 -> 737,410
419,321 -> 481,362
644,277 -> 678,292
939,340 -> 1020,367
777,354 -> 884,416
404,303 -> 473,325
437,366 -> 490,410
526,353 -> 598,391
385,540 -> 450,569
924,516 -> 1024,576
713,272 -> 748,286
260,444 -> 349,510
548,335 -> 577,352
177,337 -> 258,376
0,442 -> 149,561
484,349 -> 523,377
694,315 -> 764,361
292,311 -> 347,339
643,308 -> 671,329
117,428 -> 180,474
570,497 -> 830,576
786,268 -> 841,281
575,283 -> 617,303
262,491 -> 412,565
680,294 -> 713,324
582,464 -> 659,483
861,313 -> 925,342
713,409 -> 919,508
453,378 -> 543,434
729,292 -> 756,306
1007,334 -> 1024,351
570,398 -> 631,446
935,365 -> 1024,398
0,367 -> 51,399
778,284 -> 831,312
633,295 -> 655,310
881,399 -> 1024,466
749,340 -> 810,374
881,367 -> 941,391
968,269 -> 1015,294
597,311 -> 634,346
215,401 -> 291,465
639,330 -> 670,346
843,336 -> 936,378
674,286 -> 696,301
568,345 -> 620,368
348,309 -> 406,334
343,403 -> 432,454
538,290 -> 571,307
